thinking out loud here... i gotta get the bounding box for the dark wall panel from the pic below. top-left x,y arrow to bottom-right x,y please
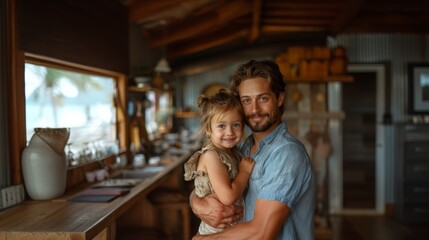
17,0 -> 129,74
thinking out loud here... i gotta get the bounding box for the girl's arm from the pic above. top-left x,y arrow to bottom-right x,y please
199,151 -> 254,205
189,190 -> 243,228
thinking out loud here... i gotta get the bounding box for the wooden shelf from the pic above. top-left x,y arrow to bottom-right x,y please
128,86 -> 166,93
283,111 -> 346,120
175,111 -> 198,118
285,75 -> 353,84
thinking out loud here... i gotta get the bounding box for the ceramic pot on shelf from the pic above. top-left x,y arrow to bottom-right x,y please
329,46 -> 348,75
21,128 -> 70,200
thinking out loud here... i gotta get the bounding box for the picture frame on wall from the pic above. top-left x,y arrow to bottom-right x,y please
408,63 -> 429,114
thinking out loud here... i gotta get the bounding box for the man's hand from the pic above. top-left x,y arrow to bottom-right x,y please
190,191 -> 243,228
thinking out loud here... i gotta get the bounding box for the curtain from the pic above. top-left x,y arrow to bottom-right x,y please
0,0 -> 11,188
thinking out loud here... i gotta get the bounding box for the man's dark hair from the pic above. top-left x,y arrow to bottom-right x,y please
230,60 -> 286,113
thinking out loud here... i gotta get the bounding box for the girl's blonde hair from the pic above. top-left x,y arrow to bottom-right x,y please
197,89 -> 244,143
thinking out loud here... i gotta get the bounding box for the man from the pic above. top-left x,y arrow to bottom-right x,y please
190,60 -> 315,240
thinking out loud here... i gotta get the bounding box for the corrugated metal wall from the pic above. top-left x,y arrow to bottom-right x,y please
177,58 -> 271,133
330,34 -> 429,204
330,34 -> 429,122
177,63 -> 241,133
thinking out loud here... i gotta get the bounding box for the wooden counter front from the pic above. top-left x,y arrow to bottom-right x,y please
0,154 -> 190,240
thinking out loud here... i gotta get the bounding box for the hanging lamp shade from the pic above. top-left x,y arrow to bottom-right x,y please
154,57 -> 171,73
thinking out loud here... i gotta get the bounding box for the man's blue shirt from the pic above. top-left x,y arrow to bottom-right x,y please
240,122 -> 315,240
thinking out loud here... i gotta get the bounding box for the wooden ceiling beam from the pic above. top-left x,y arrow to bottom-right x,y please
365,1 -> 429,13
264,1 -> 343,10
167,28 -> 249,59
123,0 -> 429,60
263,18 -> 331,26
353,13 -> 429,25
344,25 -> 429,33
262,25 -> 325,34
266,9 -> 336,18
330,0 -> 366,34
129,0 -> 186,23
188,0 -> 229,17
149,0 -> 252,48
249,0 -> 262,43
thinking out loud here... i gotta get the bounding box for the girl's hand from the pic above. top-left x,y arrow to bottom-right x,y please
238,157 -> 255,175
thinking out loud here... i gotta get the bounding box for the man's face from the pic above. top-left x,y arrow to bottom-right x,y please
237,77 -> 284,133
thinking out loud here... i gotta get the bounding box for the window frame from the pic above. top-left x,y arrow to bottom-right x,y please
10,52 -> 128,186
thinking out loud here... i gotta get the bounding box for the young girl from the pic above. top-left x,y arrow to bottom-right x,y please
184,89 -> 255,235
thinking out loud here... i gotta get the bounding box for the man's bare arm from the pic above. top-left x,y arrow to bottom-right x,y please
192,198 -> 290,240
189,190 -> 243,228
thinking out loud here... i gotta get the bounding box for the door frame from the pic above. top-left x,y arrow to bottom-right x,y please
328,63 -> 386,215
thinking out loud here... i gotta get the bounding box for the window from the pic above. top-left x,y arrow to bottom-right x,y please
24,57 -> 126,168
145,90 -> 173,136
128,87 -> 174,141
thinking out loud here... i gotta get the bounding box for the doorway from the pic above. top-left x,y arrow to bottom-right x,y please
342,71 -> 377,210
330,64 -> 386,215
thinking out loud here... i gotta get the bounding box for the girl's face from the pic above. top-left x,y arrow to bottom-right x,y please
208,109 -> 243,151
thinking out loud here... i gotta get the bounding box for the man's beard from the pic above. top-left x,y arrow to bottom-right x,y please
245,112 -> 277,132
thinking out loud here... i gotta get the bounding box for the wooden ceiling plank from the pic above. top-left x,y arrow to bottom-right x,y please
121,0 -> 429,62
264,1 -> 343,10
266,9 -> 337,18
330,0 -> 367,34
345,25 -> 429,34
189,0 -> 228,17
168,29 -> 249,59
149,0 -> 252,48
364,1 -> 429,13
354,13 -> 429,25
262,25 -> 325,33
249,0 -> 262,43
344,21 -> 429,33
129,0 -> 186,23
263,18 -> 331,26
217,0 -> 250,20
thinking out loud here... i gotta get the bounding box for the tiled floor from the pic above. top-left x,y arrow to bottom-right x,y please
326,215 -> 429,240
191,210 -> 429,240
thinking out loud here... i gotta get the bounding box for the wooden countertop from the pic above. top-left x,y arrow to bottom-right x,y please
0,154 -> 191,240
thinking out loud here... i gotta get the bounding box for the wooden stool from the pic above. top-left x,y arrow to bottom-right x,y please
148,188 -> 191,240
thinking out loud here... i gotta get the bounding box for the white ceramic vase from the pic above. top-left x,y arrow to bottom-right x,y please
22,128 -> 70,200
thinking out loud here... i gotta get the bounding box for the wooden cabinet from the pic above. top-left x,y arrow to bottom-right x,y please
0,154 -> 192,240
394,123 -> 429,224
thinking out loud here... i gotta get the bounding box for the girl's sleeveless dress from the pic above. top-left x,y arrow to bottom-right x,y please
184,144 -> 245,235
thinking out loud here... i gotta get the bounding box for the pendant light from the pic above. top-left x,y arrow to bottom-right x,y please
152,57 -> 171,89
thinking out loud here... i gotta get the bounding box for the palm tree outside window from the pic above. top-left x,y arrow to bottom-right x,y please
25,63 -> 119,167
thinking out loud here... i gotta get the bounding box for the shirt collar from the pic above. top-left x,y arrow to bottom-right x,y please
259,122 -> 286,146
243,122 -> 287,154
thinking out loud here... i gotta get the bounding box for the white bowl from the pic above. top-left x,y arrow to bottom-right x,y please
164,133 -> 178,143
134,76 -> 151,87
